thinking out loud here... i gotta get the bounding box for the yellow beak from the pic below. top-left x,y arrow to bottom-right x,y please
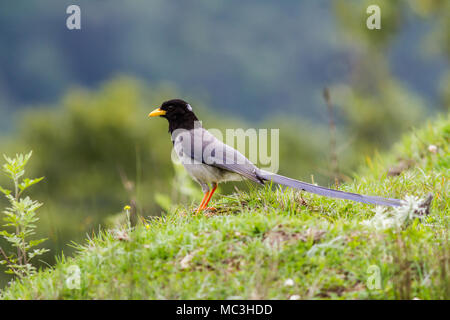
148,108 -> 166,117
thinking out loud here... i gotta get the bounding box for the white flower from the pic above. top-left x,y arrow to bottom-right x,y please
180,252 -> 195,269
284,279 -> 294,287
362,195 -> 426,230
428,145 -> 438,154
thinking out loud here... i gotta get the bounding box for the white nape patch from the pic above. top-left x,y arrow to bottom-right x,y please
187,104 -> 192,111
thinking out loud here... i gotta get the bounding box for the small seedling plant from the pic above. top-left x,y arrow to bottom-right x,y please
0,152 -> 48,278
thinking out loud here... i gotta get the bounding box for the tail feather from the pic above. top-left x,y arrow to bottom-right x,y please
257,170 -> 402,207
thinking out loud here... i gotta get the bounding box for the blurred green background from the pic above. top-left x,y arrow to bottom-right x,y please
0,0 -> 449,287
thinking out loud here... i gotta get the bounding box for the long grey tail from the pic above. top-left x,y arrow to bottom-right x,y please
257,170 -> 402,207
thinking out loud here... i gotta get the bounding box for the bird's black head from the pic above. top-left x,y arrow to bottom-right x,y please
148,99 -> 199,133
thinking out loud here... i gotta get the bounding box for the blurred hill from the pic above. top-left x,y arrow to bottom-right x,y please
0,0 -> 448,127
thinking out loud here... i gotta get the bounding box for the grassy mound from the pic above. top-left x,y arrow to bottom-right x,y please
1,115 -> 448,299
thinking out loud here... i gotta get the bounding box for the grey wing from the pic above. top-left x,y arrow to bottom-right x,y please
174,128 -> 263,184
205,140 -> 264,184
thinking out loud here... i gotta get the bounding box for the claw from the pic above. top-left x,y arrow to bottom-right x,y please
204,207 -> 218,217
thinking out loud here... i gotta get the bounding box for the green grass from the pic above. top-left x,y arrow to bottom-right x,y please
1,115 -> 448,300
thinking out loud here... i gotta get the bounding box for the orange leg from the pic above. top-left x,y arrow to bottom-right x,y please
201,184 -> 217,211
196,191 -> 210,213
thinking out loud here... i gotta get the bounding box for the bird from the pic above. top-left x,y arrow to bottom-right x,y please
148,99 -> 402,213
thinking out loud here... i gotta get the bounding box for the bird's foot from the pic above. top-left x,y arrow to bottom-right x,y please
195,207 -> 216,214
204,207 -> 218,217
